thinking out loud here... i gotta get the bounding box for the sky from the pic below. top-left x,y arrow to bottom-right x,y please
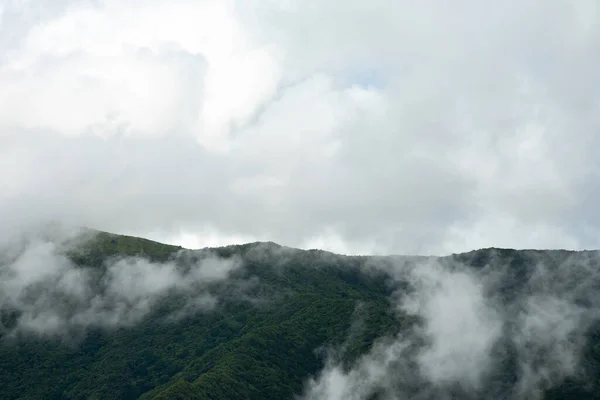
0,0 -> 599,256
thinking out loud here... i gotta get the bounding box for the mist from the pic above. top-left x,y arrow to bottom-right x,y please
0,226 -> 244,338
302,250 -> 600,399
3,223 -> 600,398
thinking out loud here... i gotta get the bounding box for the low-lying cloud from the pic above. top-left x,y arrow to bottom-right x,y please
0,228 -> 243,338
302,251 -> 600,399
3,224 -> 600,398
403,260 -> 503,390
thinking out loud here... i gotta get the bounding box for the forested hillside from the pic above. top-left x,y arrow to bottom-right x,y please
1,230 -> 600,399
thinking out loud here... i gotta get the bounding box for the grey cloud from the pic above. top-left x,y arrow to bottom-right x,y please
1,0 -> 600,254
0,132 -> 230,236
244,0 -> 600,253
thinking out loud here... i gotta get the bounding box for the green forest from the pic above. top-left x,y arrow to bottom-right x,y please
1,231 -> 600,399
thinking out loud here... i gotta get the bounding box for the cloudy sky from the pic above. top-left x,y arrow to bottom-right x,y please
1,0 -> 599,255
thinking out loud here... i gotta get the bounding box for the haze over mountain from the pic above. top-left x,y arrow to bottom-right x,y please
2,228 -> 600,399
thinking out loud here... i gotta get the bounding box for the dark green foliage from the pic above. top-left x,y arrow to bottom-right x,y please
67,231 -> 183,266
0,233 -> 400,400
2,233 -> 600,399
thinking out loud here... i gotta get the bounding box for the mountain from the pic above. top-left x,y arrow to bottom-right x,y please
1,230 -> 600,399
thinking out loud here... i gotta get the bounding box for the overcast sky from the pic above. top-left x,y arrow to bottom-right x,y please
1,0 -> 599,255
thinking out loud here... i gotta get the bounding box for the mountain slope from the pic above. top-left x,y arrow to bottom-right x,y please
1,231 -> 600,399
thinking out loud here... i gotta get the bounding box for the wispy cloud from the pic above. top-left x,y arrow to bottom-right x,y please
0,228 -> 243,338
302,251 -> 600,399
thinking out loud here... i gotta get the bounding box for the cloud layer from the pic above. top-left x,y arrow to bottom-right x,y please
1,0 -> 600,254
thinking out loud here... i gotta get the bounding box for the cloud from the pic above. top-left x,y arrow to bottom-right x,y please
2,0 -> 600,254
302,251 -> 600,399
0,228 -> 243,337
402,260 -> 503,389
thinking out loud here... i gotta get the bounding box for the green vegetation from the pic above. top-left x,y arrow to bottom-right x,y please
67,231 -> 183,265
0,233 -> 401,399
1,232 -> 600,399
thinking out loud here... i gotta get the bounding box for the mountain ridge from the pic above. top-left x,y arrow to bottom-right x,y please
1,229 -> 600,399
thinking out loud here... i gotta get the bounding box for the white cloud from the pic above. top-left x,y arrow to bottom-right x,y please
1,0 -> 600,254
302,252 -> 600,399
404,261 -> 502,388
0,230 -> 243,336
